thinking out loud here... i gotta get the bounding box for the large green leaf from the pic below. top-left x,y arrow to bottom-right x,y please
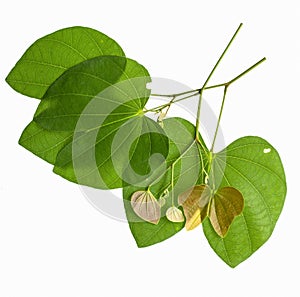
6,26 -> 124,99
123,117 -> 209,247
20,55 -> 149,167
15,27 -> 126,164
203,136 -> 286,267
30,54 -> 166,189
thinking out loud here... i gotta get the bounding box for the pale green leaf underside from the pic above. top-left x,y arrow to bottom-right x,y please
203,136 -> 286,267
6,26 -> 124,99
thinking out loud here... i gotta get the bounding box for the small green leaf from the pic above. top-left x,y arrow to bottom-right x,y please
209,187 -> 244,237
131,191 -> 161,224
6,26 -> 124,99
203,136 -> 287,267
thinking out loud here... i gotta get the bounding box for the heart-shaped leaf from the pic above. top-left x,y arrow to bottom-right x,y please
25,55 -> 164,189
203,136 -> 286,267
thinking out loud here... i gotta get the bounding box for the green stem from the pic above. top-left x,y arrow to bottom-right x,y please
172,92 -> 200,104
171,164 -> 175,206
149,57 -> 265,105
203,23 -> 243,88
163,96 -> 176,117
210,86 -> 228,152
159,183 -> 172,196
195,23 -> 243,142
195,91 -> 203,142
144,92 -> 199,114
209,57 -> 266,152
204,83 -> 226,90
150,83 -> 224,99
227,57 -> 266,85
151,89 -> 200,98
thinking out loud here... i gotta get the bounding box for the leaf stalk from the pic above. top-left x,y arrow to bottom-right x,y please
195,23 -> 243,142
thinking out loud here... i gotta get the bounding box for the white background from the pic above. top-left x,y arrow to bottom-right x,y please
0,0 -> 299,296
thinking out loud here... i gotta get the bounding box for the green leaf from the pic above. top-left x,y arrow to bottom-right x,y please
18,54 -> 129,166
6,26 -> 124,99
203,136 -> 286,267
15,27 -> 126,164
31,54 -> 166,189
123,117 -> 209,247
